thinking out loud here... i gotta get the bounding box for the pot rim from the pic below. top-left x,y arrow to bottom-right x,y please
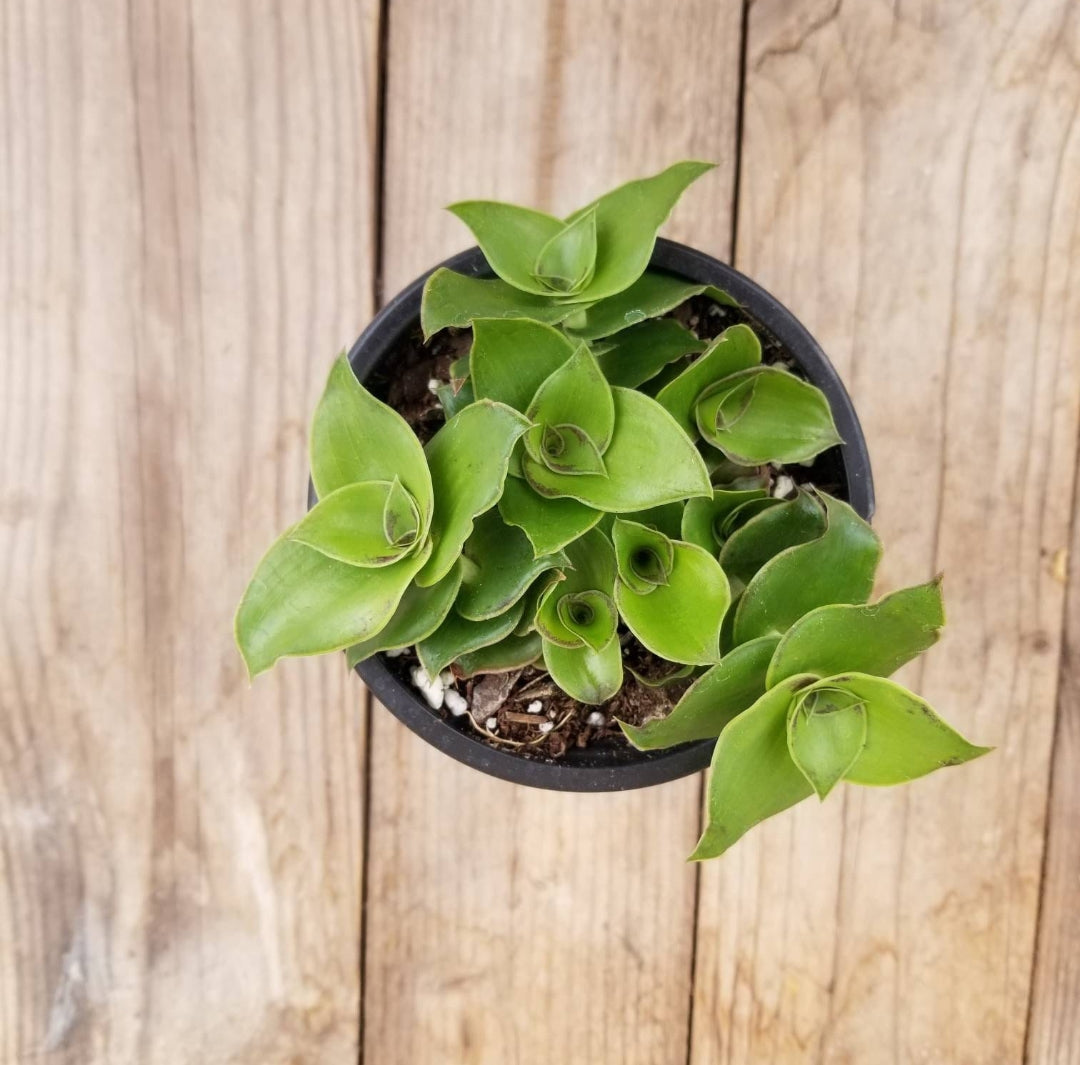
334,239 -> 874,792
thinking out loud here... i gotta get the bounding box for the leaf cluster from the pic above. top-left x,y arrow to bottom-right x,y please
235,163 -> 988,858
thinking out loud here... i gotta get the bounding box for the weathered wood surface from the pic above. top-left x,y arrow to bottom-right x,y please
364,3 -> 744,1063
690,1 -> 1080,1063
3,0 -> 1080,1063
0,2 -> 379,1062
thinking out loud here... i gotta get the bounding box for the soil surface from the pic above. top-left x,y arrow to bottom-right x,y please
370,289 -> 847,760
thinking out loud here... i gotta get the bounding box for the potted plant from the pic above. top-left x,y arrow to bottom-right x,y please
236,162 -> 988,858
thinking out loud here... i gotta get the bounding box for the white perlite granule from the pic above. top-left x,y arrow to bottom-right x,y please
409,665 -> 444,710
525,700 -> 543,714
538,721 -> 554,734
444,690 -> 468,717
771,474 -> 796,499
586,711 -> 606,727
383,646 -> 407,658
485,716 -> 498,731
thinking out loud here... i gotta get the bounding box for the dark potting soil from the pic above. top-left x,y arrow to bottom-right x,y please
383,638 -> 693,761
368,289 -> 846,760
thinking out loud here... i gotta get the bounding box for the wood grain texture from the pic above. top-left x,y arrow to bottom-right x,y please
0,2 -> 379,1061
1028,491 -> 1080,1062
690,1 -> 1080,1062
365,2 -> 744,1063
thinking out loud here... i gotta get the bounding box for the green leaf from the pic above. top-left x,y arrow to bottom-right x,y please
542,635 -> 623,704
681,488 -> 770,553
524,423 -> 608,476
690,676 -> 817,860
288,481 -> 417,568
613,526 -> 731,666
470,318 -> 576,412
656,324 -> 762,435
497,476 -> 602,556
533,207 -> 598,294
523,387 -> 712,511
447,200 -> 564,295
383,477 -> 421,548
621,502 -> 685,540
417,400 -> 530,587
716,496 -> 784,540
565,270 -> 736,341
556,590 -> 619,652
563,161 -> 715,302
595,319 -> 706,388
421,269 -> 583,338
455,631 -> 544,677
456,508 -> 569,621
719,490 -> 827,591
833,674 -> 991,785
416,599 -> 527,677
696,366 -> 843,465
235,537 -> 431,677
310,355 -> 433,522
534,529 -> 617,647
620,635 -> 780,749
435,379 -> 474,419
734,493 -> 882,645
345,562 -> 465,666
787,685 -> 868,799
768,579 -> 946,686
611,519 -> 674,595
626,662 -> 697,689
513,571 -> 564,635
527,344 -> 615,453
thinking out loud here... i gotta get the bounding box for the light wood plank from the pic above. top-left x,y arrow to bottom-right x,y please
366,2 -> 744,1062
0,2 -> 379,1061
1028,499 -> 1080,1062
690,1 -> 1080,1062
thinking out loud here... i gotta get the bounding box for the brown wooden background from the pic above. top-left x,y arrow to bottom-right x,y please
2,1 -> 1079,1062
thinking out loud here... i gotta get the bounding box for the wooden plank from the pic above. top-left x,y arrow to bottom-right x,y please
0,2 -> 379,1061
1028,490 -> 1080,1062
365,2 -> 744,1062
690,1 -> 1080,1062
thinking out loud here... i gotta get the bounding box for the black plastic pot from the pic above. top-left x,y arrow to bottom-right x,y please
336,239 -> 874,792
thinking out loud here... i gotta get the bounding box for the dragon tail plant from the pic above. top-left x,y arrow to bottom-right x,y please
236,161 -> 989,858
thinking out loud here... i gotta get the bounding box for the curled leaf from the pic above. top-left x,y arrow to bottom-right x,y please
612,519 -> 674,594
447,201 -> 565,295
235,538 -> 432,678
289,480 -> 419,568
656,324 -> 762,435
787,685 -> 867,799
417,400 -> 530,587
524,388 -> 712,512
421,268 -> 583,338
533,207 -> 598,294
719,489 -> 827,592
614,530 -> 731,665
696,366 -> 842,465
310,355 -> 433,522
527,344 -> 615,454
734,493 -> 882,645
535,530 -> 617,647
681,487 -> 770,553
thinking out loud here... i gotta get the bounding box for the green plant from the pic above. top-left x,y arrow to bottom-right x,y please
235,162 -> 988,858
